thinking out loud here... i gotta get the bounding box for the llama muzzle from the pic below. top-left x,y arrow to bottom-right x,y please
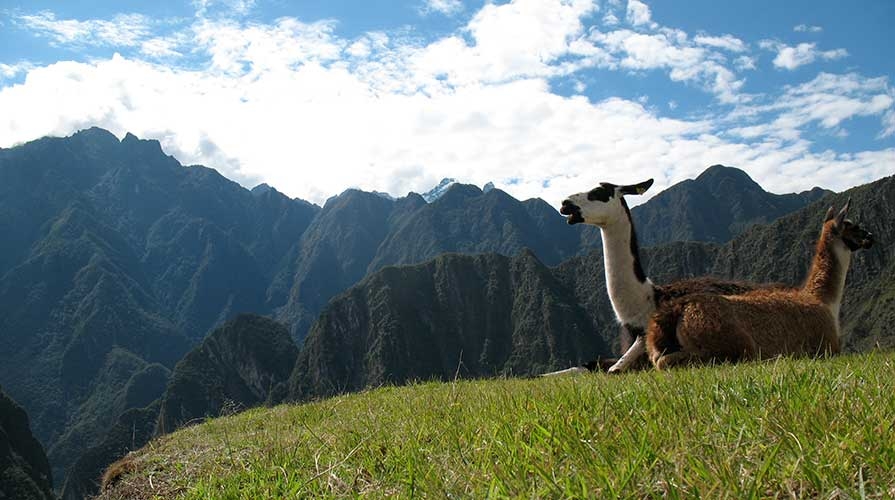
560,200 -> 584,225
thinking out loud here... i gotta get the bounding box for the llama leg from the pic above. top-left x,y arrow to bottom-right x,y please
646,302 -> 685,368
654,351 -> 695,370
607,335 -> 646,373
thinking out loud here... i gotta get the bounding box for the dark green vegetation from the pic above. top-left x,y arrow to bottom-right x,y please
156,315 -> 298,435
97,353 -> 895,499
290,250 -> 606,401
0,128 -> 883,497
0,388 -> 54,500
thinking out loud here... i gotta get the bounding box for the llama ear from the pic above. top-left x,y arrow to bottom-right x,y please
835,198 -> 851,226
619,179 -> 654,196
824,206 -> 836,222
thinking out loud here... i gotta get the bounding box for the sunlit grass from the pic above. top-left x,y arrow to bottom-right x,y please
100,352 -> 895,499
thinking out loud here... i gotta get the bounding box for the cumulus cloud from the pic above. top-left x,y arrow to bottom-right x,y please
0,61 -> 34,80
411,0 -> 597,85
626,0 -> 654,27
1,0 -> 893,208
587,28 -> 747,103
760,40 -> 848,70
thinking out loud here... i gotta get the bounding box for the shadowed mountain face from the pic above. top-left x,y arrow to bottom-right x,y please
0,389 -> 54,500
59,404 -> 160,500
288,251 -> 606,401
60,315 -> 297,500
632,165 -> 831,246
156,314 -> 298,435
273,185 -> 604,341
0,128 -> 318,487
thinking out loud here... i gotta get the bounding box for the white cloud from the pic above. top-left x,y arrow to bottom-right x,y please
140,36 -> 186,58
881,110 -> 895,138
0,61 -> 34,80
794,24 -> 823,33
411,0 -> 597,85
626,0 -> 653,27
729,72 -> 895,141
194,0 -> 256,18
588,28 -> 747,103
191,18 -> 345,74
734,55 -> 756,71
1,0 -> 893,209
693,34 -> 747,53
15,11 -> 153,48
420,0 -> 465,16
760,40 -> 848,70
602,11 -> 620,26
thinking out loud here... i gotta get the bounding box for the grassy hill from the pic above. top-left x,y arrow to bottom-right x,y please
98,352 -> 894,499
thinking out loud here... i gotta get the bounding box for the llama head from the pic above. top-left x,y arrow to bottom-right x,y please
560,179 -> 654,226
823,198 -> 874,251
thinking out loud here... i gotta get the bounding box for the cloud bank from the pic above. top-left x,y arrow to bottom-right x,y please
1,0 -> 893,208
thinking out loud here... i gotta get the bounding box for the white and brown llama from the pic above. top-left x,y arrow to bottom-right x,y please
556,179 -> 759,373
646,199 -> 874,369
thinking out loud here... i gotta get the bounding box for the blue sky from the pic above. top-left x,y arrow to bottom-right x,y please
1,0 -> 893,206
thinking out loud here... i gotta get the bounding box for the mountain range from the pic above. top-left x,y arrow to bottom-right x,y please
0,128 -> 880,499
288,174 -> 891,403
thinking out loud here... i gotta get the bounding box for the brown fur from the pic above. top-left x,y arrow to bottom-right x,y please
646,210 -> 870,370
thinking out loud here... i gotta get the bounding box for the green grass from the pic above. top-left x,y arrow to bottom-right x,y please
100,352 -> 895,499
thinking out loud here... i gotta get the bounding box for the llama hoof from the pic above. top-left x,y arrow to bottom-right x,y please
655,351 -> 692,370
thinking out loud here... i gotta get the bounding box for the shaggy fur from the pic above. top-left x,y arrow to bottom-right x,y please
646,202 -> 873,369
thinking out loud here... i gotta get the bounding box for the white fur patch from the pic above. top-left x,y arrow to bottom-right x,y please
540,366 -> 590,377
607,336 -> 646,373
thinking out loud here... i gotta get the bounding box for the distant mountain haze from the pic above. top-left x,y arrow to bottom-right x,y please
0,128 -> 853,497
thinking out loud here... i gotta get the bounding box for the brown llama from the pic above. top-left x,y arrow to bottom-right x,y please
646,199 -> 874,369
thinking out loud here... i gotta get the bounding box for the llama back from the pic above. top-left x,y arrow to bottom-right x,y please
651,291 -> 840,366
725,290 -> 841,357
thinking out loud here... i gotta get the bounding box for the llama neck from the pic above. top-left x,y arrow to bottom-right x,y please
802,228 -> 851,319
600,206 -> 655,327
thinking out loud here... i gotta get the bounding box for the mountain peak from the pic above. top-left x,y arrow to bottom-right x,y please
695,165 -> 761,190
74,127 -> 119,142
251,183 -> 274,196
422,178 -> 457,202
434,183 -> 483,206
121,132 -> 165,157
